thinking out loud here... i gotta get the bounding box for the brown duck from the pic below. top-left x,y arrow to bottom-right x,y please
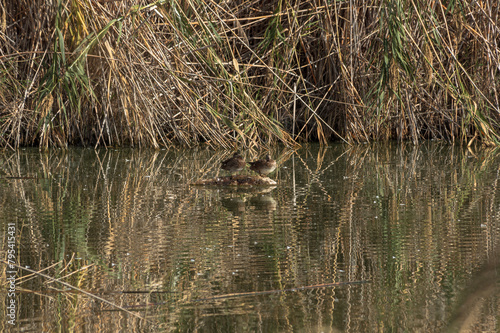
249,154 -> 276,176
221,152 -> 246,176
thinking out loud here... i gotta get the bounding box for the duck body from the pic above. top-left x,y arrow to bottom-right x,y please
221,152 -> 246,175
249,154 -> 276,176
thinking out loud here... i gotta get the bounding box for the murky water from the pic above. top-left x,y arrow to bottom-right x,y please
1,143 -> 500,332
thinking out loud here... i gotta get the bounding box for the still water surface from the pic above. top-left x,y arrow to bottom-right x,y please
1,143 -> 500,332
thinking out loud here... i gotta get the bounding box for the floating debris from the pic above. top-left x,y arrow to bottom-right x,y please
193,175 -> 277,186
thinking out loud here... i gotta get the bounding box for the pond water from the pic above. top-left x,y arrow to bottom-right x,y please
1,143 -> 500,332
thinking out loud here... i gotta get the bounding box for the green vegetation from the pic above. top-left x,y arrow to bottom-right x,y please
1,0 -> 500,148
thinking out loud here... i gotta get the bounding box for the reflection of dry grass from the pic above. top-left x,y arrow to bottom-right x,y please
286,143 -> 500,330
1,145 -> 500,330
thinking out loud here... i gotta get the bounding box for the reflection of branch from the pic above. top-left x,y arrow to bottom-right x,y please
0,260 -> 149,323
193,280 -> 369,302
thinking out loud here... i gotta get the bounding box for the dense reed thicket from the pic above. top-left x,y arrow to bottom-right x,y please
1,0 -> 500,148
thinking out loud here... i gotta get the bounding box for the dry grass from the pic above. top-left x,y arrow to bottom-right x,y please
1,0 -> 500,148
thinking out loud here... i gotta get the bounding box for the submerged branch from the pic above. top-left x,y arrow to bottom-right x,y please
193,281 -> 370,302
0,260 -> 150,323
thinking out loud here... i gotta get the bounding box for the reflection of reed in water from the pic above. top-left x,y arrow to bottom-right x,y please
3,145 -> 500,331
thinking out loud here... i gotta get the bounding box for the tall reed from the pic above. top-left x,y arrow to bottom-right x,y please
1,0 -> 499,148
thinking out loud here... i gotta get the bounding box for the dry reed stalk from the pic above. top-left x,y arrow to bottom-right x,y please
1,0 -> 499,148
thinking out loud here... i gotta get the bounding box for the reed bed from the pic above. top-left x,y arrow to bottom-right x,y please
1,0 -> 499,148
2,145 -> 500,330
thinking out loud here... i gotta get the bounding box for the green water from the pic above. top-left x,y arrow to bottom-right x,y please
1,143 -> 499,332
